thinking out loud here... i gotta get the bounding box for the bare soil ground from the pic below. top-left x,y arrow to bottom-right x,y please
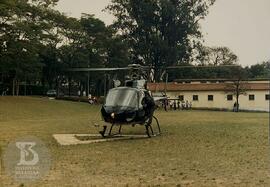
0,97 -> 269,187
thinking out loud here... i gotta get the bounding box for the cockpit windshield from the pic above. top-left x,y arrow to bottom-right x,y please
105,88 -> 138,108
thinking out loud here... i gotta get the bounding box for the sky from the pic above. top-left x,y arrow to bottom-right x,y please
56,0 -> 270,66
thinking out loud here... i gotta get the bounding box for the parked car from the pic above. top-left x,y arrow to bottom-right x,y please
46,90 -> 57,97
46,90 -> 64,97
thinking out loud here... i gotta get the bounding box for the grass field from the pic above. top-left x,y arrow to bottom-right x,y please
0,97 -> 269,187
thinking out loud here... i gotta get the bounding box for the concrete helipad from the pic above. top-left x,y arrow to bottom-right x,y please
53,134 -> 149,145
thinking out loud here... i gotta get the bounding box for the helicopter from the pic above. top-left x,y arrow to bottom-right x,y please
69,64 -> 163,138
68,64 -> 240,138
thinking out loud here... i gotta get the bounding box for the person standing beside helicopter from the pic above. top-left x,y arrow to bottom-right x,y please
142,91 -> 156,125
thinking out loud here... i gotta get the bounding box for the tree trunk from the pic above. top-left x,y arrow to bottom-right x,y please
236,82 -> 240,112
16,79 -> 20,96
68,77 -> 71,96
41,77 -> 46,96
56,76 -> 60,97
24,76 -> 27,96
236,94 -> 239,112
12,78 -> 15,96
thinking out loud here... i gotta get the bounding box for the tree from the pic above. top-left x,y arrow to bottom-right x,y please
0,0 -> 63,95
247,61 -> 270,79
225,67 -> 249,112
106,34 -> 130,68
57,14 -> 129,96
107,0 -> 216,81
196,46 -> 238,66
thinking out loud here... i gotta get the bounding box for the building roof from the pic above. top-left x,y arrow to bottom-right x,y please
174,78 -> 270,82
148,82 -> 270,92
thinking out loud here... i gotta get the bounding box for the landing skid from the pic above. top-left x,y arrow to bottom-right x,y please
99,116 -> 161,138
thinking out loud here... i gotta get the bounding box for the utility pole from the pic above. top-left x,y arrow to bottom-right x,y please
87,72 -> 90,96
24,75 -> 27,96
87,61 -> 90,96
165,73 -> 168,96
104,74 -> 107,96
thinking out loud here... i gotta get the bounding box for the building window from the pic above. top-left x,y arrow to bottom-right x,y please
227,95 -> 233,101
266,94 -> 270,101
193,95 -> 199,101
208,95 -> 214,101
249,95 -> 255,101
179,95 -> 184,101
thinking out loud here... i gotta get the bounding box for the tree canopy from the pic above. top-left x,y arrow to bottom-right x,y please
107,0 -> 216,80
0,0 -> 129,95
0,0 -> 268,96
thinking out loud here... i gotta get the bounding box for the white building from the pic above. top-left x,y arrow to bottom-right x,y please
148,79 -> 270,112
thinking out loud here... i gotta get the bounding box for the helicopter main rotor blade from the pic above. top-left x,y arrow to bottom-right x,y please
66,64 -> 239,73
166,65 -> 240,70
67,67 -> 130,72
67,64 -> 152,72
